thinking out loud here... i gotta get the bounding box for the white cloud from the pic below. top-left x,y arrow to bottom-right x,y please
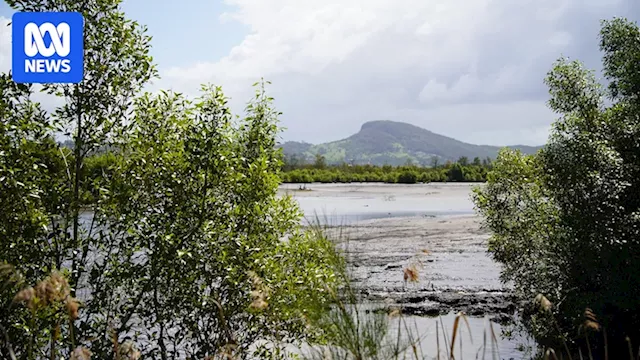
2,0 -> 636,146
0,17 -> 11,73
0,16 -> 66,111
157,0 -> 636,145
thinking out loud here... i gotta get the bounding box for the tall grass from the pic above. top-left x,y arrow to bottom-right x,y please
301,217 -> 504,360
300,218 -> 640,360
4,216 -> 638,360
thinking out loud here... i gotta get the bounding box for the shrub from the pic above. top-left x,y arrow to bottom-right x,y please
396,170 -> 418,184
446,163 -> 465,182
473,18 -> 640,358
0,1 -> 343,355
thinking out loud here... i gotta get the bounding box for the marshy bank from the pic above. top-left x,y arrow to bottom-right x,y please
279,183 -> 533,359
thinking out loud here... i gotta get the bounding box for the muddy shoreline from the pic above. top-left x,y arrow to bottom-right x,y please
327,215 -> 515,321
280,183 -> 516,322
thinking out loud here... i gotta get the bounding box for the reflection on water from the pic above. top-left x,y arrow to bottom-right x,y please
301,210 -> 472,226
394,313 -> 535,360
282,183 -> 534,359
281,183 -> 477,225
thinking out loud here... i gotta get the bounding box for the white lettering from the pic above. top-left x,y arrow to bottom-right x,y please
45,59 -> 61,72
25,59 -> 36,72
60,59 -> 71,73
25,59 -> 72,73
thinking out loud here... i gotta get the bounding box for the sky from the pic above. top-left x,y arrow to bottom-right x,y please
0,0 -> 639,146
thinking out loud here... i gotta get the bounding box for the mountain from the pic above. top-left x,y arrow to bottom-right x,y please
279,120 -> 543,166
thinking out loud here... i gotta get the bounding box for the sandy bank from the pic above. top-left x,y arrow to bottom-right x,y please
278,182 -> 481,197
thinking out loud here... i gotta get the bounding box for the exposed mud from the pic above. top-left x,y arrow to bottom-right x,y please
279,183 -> 477,225
279,183 -> 516,320
323,215 -> 515,320
282,184 -> 531,358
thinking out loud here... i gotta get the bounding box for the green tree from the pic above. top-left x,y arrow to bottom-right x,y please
314,154 -> 327,169
396,170 -> 418,184
93,84 -> 341,358
457,156 -> 469,166
473,17 -> 640,357
2,0 -> 156,356
0,75 -> 73,358
447,163 -> 465,182
0,1 -> 342,358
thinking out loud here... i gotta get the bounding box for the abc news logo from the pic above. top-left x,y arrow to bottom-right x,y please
12,12 -> 84,84
24,22 -> 72,73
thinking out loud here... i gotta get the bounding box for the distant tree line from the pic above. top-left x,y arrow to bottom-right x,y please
74,152 -> 494,200
280,154 -> 494,183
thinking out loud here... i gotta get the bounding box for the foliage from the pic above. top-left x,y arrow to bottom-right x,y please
278,120 -> 541,166
82,84 -> 343,358
0,75 -> 62,280
280,159 -> 491,184
81,152 -> 492,185
0,265 -> 86,360
0,1 -> 343,358
473,17 -> 640,358
396,170 -> 418,184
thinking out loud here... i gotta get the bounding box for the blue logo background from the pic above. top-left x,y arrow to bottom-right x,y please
12,12 -> 84,84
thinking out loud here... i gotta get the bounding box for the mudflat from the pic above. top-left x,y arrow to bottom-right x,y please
331,215 -> 513,317
278,183 -> 515,318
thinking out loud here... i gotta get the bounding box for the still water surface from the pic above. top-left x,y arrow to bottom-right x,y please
80,183 -> 533,358
280,183 -> 475,225
282,183 -> 534,359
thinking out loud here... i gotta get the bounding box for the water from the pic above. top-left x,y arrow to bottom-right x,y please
280,183 -> 477,226
280,183 -> 535,359
76,183 -> 533,358
391,313 -> 536,360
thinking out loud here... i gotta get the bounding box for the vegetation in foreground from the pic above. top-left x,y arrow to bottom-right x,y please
473,16 -> 640,360
1,0 -> 343,358
1,0 -> 639,359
